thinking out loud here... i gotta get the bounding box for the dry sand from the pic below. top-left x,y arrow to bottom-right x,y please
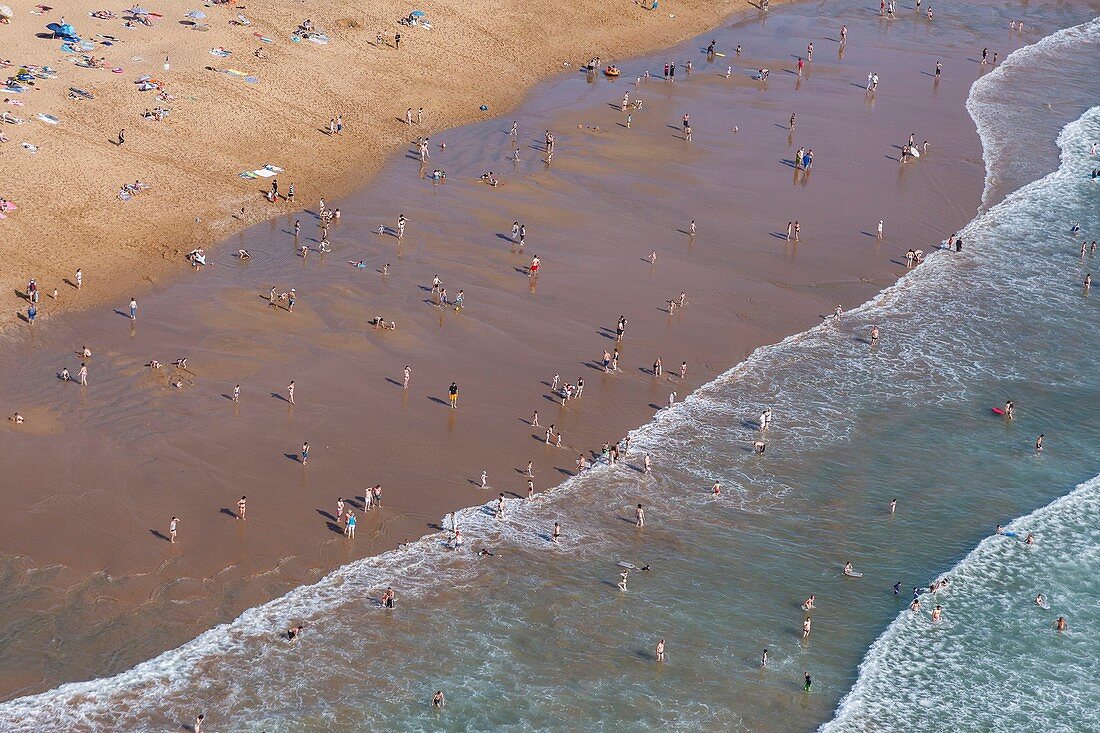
1,0 -> 782,324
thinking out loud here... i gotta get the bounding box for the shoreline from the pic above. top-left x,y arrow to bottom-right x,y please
0,0 -> 996,707
1,0 -> 795,333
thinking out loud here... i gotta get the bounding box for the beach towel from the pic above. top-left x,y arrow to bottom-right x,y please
36,113 -> 59,124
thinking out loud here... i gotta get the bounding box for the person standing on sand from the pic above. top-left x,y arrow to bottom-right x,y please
75,268 -> 83,289
403,365 -> 411,390
345,511 -> 356,538
117,129 -> 125,146
301,442 -> 310,464
287,381 -> 295,404
232,384 -> 240,402
531,410 -> 540,427
78,362 -> 88,385
935,61 -> 942,77
449,382 -> 459,408
406,108 -> 413,126
655,639 -> 666,662
129,297 -> 138,320
169,516 -> 179,543
337,497 -> 345,522
237,496 -> 247,521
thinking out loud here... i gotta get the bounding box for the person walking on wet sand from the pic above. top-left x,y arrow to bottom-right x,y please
75,268 -> 83,290
655,639 -> 666,662
616,316 -> 627,342
287,381 -> 295,404
870,325 -> 880,347
129,297 -> 138,320
635,503 -> 646,527
345,510 -> 356,538
232,384 -> 240,402
403,365 -> 411,390
449,382 -> 459,408
169,516 -> 180,543
789,113 -> 796,132
78,362 -> 88,385
237,496 -> 247,521
301,441 -> 310,464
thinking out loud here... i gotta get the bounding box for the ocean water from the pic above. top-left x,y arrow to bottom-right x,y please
2,3 -> 1099,732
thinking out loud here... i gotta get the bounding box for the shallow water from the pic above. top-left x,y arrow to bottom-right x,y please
1,1 -> 1099,731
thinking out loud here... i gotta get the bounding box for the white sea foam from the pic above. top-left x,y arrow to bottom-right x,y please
3,13 -> 1099,733
821,474 -> 1100,733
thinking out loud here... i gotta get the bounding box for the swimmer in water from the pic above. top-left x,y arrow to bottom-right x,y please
1054,616 -> 1067,631
287,624 -> 305,641
1025,532 -> 1035,545
931,605 -> 942,622
477,548 -> 495,557
1035,594 -> 1047,607
1035,434 -> 1044,452
238,249 -> 251,259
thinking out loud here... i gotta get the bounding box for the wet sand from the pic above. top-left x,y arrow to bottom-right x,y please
0,6 -> 987,700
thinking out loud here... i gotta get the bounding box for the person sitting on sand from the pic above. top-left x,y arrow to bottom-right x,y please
147,360 -> 161,369
480,172 -> 499,187
755,68 -> 769,80
9,412 -> 23,424
59,367 -> 70,381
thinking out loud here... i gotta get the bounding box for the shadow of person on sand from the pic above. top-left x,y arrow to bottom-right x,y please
150,530 -> 171,542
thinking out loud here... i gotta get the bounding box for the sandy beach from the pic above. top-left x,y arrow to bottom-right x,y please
1,0 -> 790,327
0,0 -> 1021,720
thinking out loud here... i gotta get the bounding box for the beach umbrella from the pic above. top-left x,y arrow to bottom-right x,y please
59,23 -> 76,35
185,10 -> 206,19
0,5 -> 13,20
410,10 -> 426,17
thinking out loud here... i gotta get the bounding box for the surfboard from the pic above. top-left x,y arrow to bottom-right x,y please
713,52 -> 726,57
1037,600 -> 1051,610
844,570 -> 863,578
1002,531 -> 1017,537
617,561 -> 636,569
910,148 -> 921,159
991,407 -> 1005,415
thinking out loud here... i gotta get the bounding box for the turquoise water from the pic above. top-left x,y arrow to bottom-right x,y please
1,3 -> 1098,732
